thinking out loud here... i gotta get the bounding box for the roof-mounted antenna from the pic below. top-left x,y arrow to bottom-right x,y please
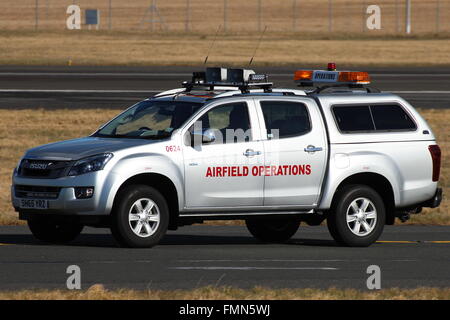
248,26 -> 267,66
204,25 -> 221,65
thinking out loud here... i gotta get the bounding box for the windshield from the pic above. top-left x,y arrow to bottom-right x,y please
94,100 -> 203,139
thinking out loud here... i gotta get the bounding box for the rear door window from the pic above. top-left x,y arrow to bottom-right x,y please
260,101 -> 311,139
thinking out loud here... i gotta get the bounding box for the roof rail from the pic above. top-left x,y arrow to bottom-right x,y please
213,88 -> 307,99
310,84 -> 381,94
154,88 -> 186,97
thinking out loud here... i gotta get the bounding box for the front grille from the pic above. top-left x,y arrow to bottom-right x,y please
15,185 -> 61,199
21,168 -> 52,177
18,159 -> 72,179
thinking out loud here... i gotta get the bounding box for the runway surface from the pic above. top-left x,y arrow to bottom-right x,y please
0,66 -> 449,109
0,225 -> 448,290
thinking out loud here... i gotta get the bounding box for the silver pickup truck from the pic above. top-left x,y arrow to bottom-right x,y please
11,67 -> 442,247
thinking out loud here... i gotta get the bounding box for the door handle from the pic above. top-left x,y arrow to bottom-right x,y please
304,145 -> 323,153
243,149 -> 262,157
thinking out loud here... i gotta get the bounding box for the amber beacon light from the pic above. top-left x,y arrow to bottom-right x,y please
294,64 -> 371,86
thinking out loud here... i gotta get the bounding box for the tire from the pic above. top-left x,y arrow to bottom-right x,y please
245,218 -> 300,243
27,218 -> 83,243
327,185 -> 385,247
111,185 -> 169,248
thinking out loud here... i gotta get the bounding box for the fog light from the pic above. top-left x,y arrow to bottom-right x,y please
74,187 -> 94,199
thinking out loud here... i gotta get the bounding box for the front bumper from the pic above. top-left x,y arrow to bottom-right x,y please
12,186 -> 97,214
11,170 -> 119,216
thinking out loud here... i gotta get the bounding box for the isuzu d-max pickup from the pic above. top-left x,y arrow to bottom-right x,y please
11,67 -> 442,247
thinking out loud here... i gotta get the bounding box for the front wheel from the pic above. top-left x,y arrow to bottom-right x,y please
111,185 -> 169,248
327,185 -> 385,247
27,218 -> 83,243
246,218 -> 300,243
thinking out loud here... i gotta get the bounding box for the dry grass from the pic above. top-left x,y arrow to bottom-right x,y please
1,0 -> 449,34
411,109 -> 450,225
1,0 -> 450,67
0,284 -> 449,300
0,108 -> 120,225
1,1 -> 449,67
0,30 -> 450,67
0,108 -> 448,226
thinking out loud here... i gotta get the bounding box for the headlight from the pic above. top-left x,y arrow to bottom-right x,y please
13,158 -> 23,176
68,153 -> 113,176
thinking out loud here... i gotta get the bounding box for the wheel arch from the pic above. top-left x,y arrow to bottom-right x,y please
328,172 -> 396,225
112,173 -> 180,230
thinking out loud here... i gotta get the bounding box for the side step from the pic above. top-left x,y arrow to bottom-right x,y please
179,209 -> 315,221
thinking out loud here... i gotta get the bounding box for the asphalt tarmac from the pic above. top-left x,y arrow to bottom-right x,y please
0,225 -> 448,290
0,66 -> 449,109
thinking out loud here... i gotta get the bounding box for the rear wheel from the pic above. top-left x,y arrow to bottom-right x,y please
27,218 -> 83,243
245,218 -> 300,243
327,185 -> 385,247
111,185 -> 169,248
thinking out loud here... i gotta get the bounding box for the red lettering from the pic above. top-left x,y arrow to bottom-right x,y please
298,165 -> 305,175
259,166 -> 265,176
166,145 -> 180,152
277,166 -> 283,176
306,165 -> 311,175
271,166 -> 277,176
206,165 -> 310,178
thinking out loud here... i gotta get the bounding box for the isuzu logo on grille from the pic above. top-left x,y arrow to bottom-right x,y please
29,162 -> 52,170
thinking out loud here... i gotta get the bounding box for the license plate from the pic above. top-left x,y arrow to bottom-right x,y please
19,199 -> 49,209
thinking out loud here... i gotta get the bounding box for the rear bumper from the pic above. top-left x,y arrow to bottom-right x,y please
422,187 -> 442,208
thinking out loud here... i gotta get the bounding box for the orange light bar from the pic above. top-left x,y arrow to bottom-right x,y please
338,71 -> 371,84
294,70 -> 313,81
294,69 -> 371,85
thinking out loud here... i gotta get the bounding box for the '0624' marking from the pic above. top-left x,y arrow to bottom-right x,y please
166,145 -> 181,152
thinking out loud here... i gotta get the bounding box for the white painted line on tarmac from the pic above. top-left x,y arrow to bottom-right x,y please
0,72 -> 190,77
0,89 -> 160,93
273,73 -> 450,78
178,259 -> 418,262
391,91 -> 450,94
0,72 -> 448,78
178,259 -> 345,262
171,266 -> 339,270
371,74 -> 450,77
1,89 -> 450,94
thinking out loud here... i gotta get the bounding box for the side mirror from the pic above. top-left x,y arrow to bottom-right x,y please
191,130 -> 216,145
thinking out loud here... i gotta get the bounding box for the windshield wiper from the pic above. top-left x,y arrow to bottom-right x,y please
139,133 -> 172,140
92,131 -> 172,140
